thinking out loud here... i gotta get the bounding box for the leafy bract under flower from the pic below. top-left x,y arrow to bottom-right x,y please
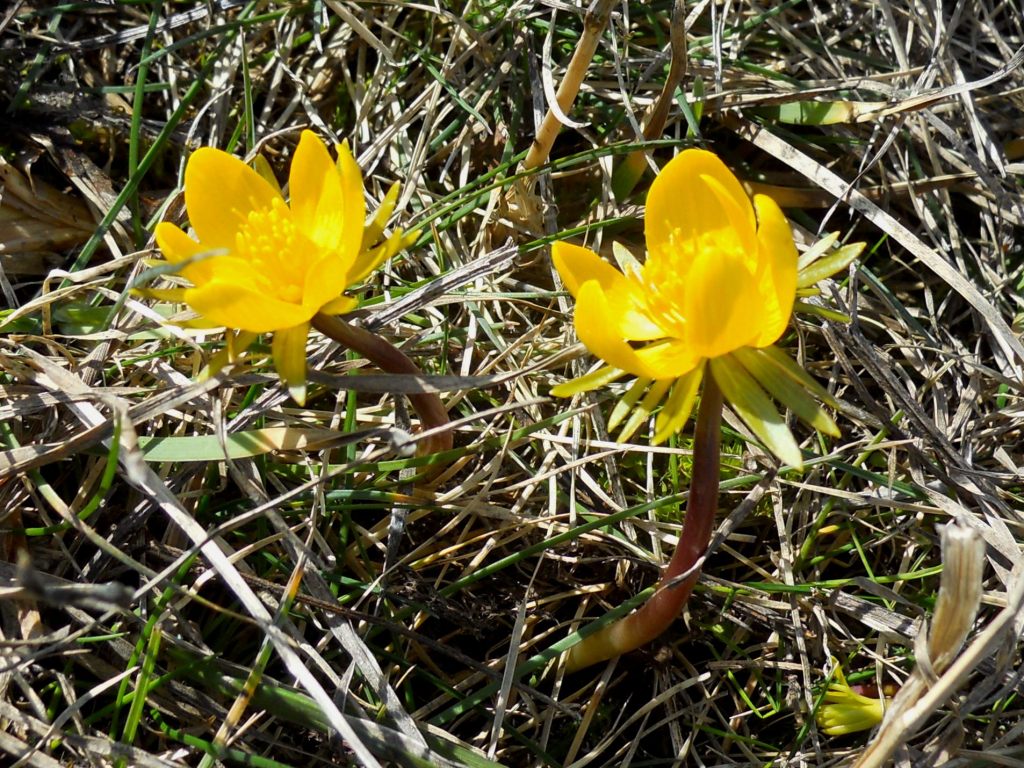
552,149 -> 860,467
816,665 -> 885,736
150,130 -> 410,405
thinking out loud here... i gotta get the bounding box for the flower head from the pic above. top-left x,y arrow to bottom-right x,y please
552,149 -> 860,466
150,130 -> 410,405
816,664 -> 885,736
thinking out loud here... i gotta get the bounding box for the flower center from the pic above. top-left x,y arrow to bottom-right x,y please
237,197 -> 308,304
640,226 -> 756,345
639,228 -> 702,337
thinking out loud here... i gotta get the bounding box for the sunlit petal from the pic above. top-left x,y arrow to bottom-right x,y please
553,241 -> 620,298
153,222 -> 223,283
574,281 -> 658,378
701,171 -> 758,258
185,147 -> 280,249
682,250 -> 761,358
185,282 -> 313,333
199,255 -> 266,290
272,323 -> 311,406
634,339 -> 703,379
290,130 -> 346,253
750,194 -> 799,347
645,149 -> 755,259
319,295 -> 359,316
302,253 -> 353,311
335,140 -> 367,267
554,241 -> 665,340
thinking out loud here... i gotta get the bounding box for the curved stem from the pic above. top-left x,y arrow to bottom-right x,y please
566,373 -> 724,672
311,313 -> 452,459
522,0 -> 617,171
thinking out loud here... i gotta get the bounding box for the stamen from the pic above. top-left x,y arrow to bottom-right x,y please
237,197 -> 307,303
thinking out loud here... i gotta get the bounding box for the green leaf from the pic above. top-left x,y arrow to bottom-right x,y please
612,151 -> 648,201
550,365 -> 625,397
136,427 -> 341,462
797,242 -> 865,288
797,231 -> 840,272
608,377 -> 645,433
792,301 -> 852,323
750,345 -> 838,407
710,355 -> 802,468
653,365 -> 703,444
611,239 -> 643,276
616,378 -> 671,441
749,100 -> 886,125
732,348 -> 839,436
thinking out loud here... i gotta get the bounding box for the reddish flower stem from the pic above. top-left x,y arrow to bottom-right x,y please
311,313 -> 452,459
566,373 -> 724,672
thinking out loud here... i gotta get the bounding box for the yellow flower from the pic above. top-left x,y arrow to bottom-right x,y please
552,149 -> 858,467
816,665 -> 885,736
151,130 -> 409,405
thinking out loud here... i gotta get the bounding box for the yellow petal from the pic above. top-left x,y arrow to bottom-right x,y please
645,149 -> 755,260
184,147 -> 280,249
701,171 -> 757,259
272,323 -> 311,405
302,253 -> 354,311
345,228 -> 404,287
574,280 -> 658,378
335,140 -> 367,266
153,222 -> 222,283
202,330 -> 258,380
750,194 -> 798,347
634,339 -> 703,379
553,241 -> 665,341
553,241 -> 616,297
362,181 -> 400,251
185,282 -> 313,333
682,249 -> 762,358
653,365 -> 704,443
289,131 -> 347,253
318,295 -> 358,316
198,254 -> 262,285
